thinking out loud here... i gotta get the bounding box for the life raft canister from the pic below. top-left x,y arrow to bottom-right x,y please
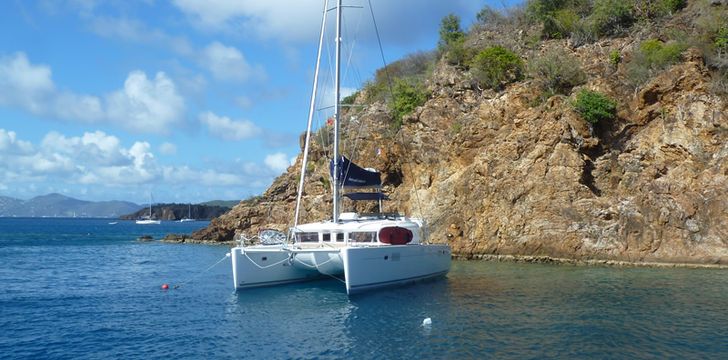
378,226 -> 413,245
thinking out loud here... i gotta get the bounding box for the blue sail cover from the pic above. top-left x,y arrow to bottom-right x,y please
344,192 -> 389,201
329,156 -> 382,188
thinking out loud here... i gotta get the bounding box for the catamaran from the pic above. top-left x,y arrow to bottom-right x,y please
230,0 -> 450,295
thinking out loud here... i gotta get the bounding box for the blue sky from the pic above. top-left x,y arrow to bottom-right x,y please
0,0 -> 501,204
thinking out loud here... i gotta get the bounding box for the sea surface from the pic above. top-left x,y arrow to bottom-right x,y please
0,218 -> 726,359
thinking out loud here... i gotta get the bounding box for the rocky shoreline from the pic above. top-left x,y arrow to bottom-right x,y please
160,232 -> 727,269
456,254 -> 728,269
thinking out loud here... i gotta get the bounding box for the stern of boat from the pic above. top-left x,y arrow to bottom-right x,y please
231,246 -> 322,290
341,244 -> 451,294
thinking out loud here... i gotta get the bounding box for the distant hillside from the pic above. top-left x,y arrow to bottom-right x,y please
0,193 -> 142,218
119,203 -> 231,221
200,200 -> 239,208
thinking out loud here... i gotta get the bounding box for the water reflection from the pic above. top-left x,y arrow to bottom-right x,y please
220,261 -> 728,359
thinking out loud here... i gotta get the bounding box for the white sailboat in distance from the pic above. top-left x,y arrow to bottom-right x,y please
179,204 -> 195,222
136,194 -> 161,225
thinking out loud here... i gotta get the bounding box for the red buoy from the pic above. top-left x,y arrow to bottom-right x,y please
161,284 -> 169,290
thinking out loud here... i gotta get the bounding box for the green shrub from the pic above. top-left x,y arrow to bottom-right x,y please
661,0 -> 686,14
625,39 -> 686,88
390,80 -> 428,129
573,90 -> 617,124
542,8 -> 580,38
363,51 -> 436,103
716,26 -> 728,57
444,37 -> 476,67
526,0 -> 593,39
438,14 -> 465,53
529,48 -> 586,95
639,39 -> 685,68
633,0 -> 686,20
609,50 -> 621,67
589,0 -> 634,37
569,18 -> 598,46
470,46 -> 524,89
476,6 -> 506,27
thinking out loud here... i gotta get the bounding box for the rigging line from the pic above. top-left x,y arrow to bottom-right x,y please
294,0 -> 330,229
367,0 -> 426,230
243,251 -> 293,270
173,252 -> 231,287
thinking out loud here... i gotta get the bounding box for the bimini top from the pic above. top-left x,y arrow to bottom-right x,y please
329,156 -> 381,188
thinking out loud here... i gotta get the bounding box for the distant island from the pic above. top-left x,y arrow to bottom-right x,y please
119,202 -> 233,221
0,193 -> 141,218
0,193 -> 237,219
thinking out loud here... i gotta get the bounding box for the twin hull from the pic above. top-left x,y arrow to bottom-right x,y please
231,244 -> 451,294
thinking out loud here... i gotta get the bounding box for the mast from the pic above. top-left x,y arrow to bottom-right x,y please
293,0 -> 329,228
332,0 -> 342,223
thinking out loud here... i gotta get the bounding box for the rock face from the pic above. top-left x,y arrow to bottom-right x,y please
120,204 -> 230,221
193,40 -> 728,265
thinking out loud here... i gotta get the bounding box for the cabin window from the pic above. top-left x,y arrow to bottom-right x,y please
349,232 -> 376,243
321,233 -> 344,242
296,232 -> 319,242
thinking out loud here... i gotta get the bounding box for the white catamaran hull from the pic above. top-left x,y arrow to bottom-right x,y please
231,246 -> 326,289
341,244 -> 451,294
232,244 -> 451,294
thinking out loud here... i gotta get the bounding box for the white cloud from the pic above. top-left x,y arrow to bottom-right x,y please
264,152 -> 290,173
40,130 -> 129,167
172,0 -> 483,44
0,129 -> 34,155
159,142 -> 177,155
199,111 -> 261,141
0,52 -> 54,113
0,127 -> 286,203
201,42 -> 263,82
106,71 -> 185,134
172,0 -> 321,42
0,53 -> 185,135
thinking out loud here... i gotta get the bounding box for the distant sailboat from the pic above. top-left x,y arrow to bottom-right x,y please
179,204 -> 195,222
136,194 -> 161,225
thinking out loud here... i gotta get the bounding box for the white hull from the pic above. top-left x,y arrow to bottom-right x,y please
342,244 -> 450,294
231,246 -> 327,289
136,219 -> 161,225
231,243 -> 450,294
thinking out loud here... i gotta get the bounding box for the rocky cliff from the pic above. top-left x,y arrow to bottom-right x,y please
193,3 -> 727,265
121,204 -> 230,221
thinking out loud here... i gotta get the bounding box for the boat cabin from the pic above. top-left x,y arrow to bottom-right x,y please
292,212 -> 422,246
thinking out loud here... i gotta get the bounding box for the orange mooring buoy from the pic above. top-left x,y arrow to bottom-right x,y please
161,283 -> 169,290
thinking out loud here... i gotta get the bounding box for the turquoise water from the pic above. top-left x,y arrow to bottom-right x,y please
1,218 -> 726,359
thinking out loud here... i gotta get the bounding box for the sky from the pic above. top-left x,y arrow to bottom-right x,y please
0,0 -> 503,205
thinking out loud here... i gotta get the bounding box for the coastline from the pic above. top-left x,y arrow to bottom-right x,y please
161,234 -> 728,269
455,254 -> 728,269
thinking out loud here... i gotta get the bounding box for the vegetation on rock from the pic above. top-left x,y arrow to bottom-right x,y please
390,79 -> 428,129
573,89 -> 617,124
625,39 -> 686,88
470,46 -> 524,90
529,48 -> 586,98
